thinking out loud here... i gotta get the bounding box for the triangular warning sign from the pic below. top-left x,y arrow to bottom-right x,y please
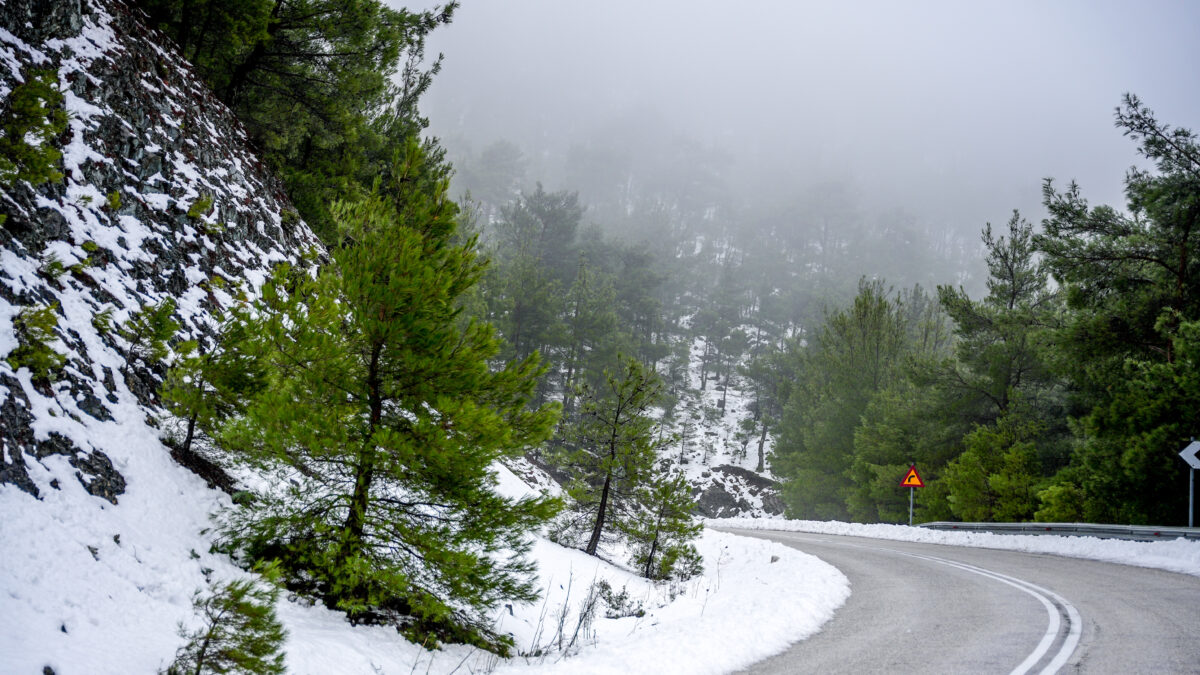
900,465 -> 925,488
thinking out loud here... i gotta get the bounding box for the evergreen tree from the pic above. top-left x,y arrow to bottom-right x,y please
559,258 -> 621,416
137,0 -> 456,242
165,571 -> 287,675
621,469 -> 702,581
554,357 -> 663,556
938,212 -> 1063,426
1036,95 -> 1200,523
772,279 -> 908,520
163,303 -> 268,457
217,142 -> 559,651
940,411 -> 1043,522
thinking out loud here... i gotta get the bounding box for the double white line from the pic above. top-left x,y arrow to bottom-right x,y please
901,551 -> 1083,675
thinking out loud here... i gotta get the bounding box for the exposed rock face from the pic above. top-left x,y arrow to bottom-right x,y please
693,464 -> 785,518
0,0 -> 84,44
0,0 -> 320,502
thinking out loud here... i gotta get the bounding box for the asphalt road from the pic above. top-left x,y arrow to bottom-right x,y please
723,529 -> 1200,674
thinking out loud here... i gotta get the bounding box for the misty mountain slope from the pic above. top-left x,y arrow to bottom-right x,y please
0,3 -> 845,673
665,333 -> 784,519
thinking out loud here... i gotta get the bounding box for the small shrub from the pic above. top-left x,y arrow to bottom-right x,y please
82,240 -> 99,253
652,543 -> 704,582
0,68 -> 67,187
163,570 -> 287,675
38,251 -> 67,281
69,257 -> 93,275
92,306 -> 115,335
123,298 -> 180,364
106,191 -> 121,210
595,580 -> 644,619
7,303 -> 65,381
1034,482 -> 1085,522
187,194 -> 214,219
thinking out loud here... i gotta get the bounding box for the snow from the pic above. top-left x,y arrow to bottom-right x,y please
714,518 -> 1200,578
1,454 -> 847,674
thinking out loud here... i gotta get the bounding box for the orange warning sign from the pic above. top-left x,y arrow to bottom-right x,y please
900,465 -> 925,488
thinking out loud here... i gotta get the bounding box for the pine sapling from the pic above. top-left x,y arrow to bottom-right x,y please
6,303 -> 66,383
164,568 -> 287,675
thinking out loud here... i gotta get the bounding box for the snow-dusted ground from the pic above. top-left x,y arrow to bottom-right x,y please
715,518 -> 1200,578
656,329 -> 785,518
0,456 -> 848,674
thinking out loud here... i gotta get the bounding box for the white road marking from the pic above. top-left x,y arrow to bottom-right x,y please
773,533 -> 1082,674
905,553 -> 1082,674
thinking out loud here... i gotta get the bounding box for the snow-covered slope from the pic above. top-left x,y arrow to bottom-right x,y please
0,0 -> 319,501
0,3 -> 844,673
665,334 -> 785,519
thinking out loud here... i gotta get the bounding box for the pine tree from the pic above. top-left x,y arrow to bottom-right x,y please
554,357 -> 663,556
1036,95 -> 1200,523
621,469 -> 702,580
162,303 -> 267,457
165,571 -> 287,675
217,141 -> 559,652
559,258 -> 621,416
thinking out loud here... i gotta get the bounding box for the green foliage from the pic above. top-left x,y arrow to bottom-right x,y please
92,305 -> 116,335
553,357 -> 665,557
1034,482 -> 1085,522
548,355 -> 699,579
162,306 -> 267,457
123,299 -> 181,365
0,68 -> 67,188
39,252 -> 67,282
164,569 -> 287,675
214,142 -> 558,652
69,256 -> 94,275
773,279 -> 914,520
82,240 -> 100,254
941,414 -> 1042,522
187,193 -> 214,219
6,303 -> 65,382
138,0 -> 456,243
1034,95 -> 1200,524
106,190 -> 121,211
621,470 -> 702,580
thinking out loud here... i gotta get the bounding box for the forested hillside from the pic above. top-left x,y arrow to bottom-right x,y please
4,0 -> 1199,670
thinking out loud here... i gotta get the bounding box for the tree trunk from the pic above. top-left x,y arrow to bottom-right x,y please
182,412 -> 197,456
220,1 -> 284,104
643,531 -> 660,578
585,472 -> 612,555
756,422 -> 768,473
340,343 -> 382,561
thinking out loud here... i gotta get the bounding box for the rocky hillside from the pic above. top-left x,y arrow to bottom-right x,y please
0,0 -> 319,500
0,2 -> 323,669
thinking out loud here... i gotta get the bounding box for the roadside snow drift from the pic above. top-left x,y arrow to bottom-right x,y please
716,518 -> 1200,578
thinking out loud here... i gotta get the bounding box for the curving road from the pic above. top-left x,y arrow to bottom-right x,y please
724,529 -> 1200,674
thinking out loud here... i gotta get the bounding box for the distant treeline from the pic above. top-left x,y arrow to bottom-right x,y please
762,95 -> 1200,526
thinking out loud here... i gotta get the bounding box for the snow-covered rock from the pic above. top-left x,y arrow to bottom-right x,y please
0,0 -> 319,500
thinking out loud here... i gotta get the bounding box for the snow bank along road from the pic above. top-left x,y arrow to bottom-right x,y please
723,529 -> 1200,674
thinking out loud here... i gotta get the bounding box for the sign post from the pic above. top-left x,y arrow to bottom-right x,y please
1180,440 -> 1200,527
900,464 -> 925,526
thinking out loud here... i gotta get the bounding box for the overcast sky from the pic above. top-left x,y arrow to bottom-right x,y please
398,0 -> 1200,234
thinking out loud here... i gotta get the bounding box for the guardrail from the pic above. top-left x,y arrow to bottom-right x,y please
918,521 -> 1200,542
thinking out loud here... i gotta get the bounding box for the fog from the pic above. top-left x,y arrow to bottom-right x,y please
399,0 -> 1200,266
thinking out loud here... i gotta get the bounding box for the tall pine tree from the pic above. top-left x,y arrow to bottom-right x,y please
217,141 -> 559,652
